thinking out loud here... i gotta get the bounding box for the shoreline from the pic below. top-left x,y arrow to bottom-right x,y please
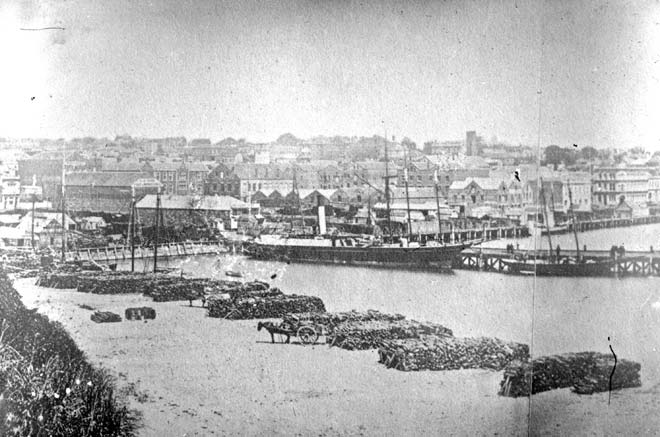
13,277 -> 660,436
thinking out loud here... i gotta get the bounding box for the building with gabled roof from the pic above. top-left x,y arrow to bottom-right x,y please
60,171 -> 160,214
448,177 -> 508,217
151,160 -> 212,195
135,194 -> 258,228
0,211 -> 77,248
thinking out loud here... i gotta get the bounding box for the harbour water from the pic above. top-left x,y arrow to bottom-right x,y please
118,223 -> 660,387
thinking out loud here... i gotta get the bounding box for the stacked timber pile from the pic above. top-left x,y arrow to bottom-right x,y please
498,352 -> 642,397
146,277 -> 211,301
378,336 -> 529,371
36,272 -> 83,288
327,320 -> 453,350
77,272 -> 186,295
283,310 -> 406,329
207,288 -> 326,319
202,280 -> 269,299
125,307 -> 157,321
90,311 -> 122,323
36,270 -> 275,303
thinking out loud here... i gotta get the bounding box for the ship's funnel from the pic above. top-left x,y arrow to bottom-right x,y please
318,205 -> 326,234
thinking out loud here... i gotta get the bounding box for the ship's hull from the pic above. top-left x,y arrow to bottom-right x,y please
244,242 -> 469,269
501,259 -> 613,277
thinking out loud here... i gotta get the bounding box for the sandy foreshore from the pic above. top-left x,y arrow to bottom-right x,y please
14,277 -> 660,436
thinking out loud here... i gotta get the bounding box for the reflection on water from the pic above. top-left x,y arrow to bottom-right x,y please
118,224 -> 660,385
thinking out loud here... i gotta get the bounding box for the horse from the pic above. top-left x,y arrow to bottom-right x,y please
257,321 -> 291,344
189,291 -> 208,308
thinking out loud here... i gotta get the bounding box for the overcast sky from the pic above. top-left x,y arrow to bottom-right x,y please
1,0 -> 659,148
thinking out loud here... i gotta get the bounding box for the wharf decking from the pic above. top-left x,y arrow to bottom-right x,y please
456,247 -> 660,277
65,240 -> 227,263
433,225 -> 527,243
550,215 -> 660,235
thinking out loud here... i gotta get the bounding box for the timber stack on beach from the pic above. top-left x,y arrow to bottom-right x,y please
207,290 -> 326,319
377,336 -> 530,372
499,352 -> 642,397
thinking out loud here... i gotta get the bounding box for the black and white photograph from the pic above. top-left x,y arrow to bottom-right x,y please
1,0 -> 660,435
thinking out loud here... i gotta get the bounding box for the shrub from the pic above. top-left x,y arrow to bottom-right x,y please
0,272 -> 139,436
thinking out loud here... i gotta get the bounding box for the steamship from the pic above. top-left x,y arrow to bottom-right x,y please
243,137 -> 473,269
244,234 -> 471,269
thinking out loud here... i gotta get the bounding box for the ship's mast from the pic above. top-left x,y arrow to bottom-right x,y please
289,170 -> 294,232
539,178 -> 554,260
567,180 -> 580,260
31,192 -> 36,251
130,185 -> 136,272
293,168 -> 304,233
61,143 -> 66,262
367,187 -> 372,226
383,133 -> 392,240
403,146 -> 412,241
153,189 -> 160,273
434,170 -> 442,238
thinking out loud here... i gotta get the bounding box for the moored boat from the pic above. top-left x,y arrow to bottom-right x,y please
501,257 -> 613,277
244,234 -> 471,269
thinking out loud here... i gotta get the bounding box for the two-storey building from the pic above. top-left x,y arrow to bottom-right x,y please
592,167 -> 650,208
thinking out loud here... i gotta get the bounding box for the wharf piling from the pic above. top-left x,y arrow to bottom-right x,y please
550,215 -> 660,235
455,247 -> 660,277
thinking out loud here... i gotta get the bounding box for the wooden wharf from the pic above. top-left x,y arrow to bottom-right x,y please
550,215 -> 660,235
65,240 -> 227,264
433,225 -> 527,243
455,247 -> 660,277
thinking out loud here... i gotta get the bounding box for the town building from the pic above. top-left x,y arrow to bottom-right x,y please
395,161 -> 490,196
647,176 -> 660,204
151,161 -> 211,195
0,174 -> 21,210
592,167 -> 650,208
251,189 -> 286,209
61,172 -> 161,214
448,177 -> 508,217
18,158 -> 63,202
0,211 -> 77,248
203,164 -> 241,198
231,163 -> 294,202
135,194 -> 258,229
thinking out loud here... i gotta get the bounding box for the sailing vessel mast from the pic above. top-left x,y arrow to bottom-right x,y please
567,181 -> 580,260
366,187 -> 372,226
403,146 -> 413,241
130,185 -> 136,272
383,133 -> 393,240
61,143 -> 66,262
293,168 -> 304,233
153,189 -> 161,273
289,170 -> 295,232
434,170 -> 442,238
539,178 -> 554,260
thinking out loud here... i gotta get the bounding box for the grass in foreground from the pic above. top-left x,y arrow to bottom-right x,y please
0,272 -> 139,436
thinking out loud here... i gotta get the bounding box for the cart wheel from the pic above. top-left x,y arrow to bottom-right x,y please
224,309 -> 241,320
297,326 -> 318,345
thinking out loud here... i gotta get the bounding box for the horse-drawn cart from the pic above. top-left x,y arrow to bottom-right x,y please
257,317 -> 328,345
